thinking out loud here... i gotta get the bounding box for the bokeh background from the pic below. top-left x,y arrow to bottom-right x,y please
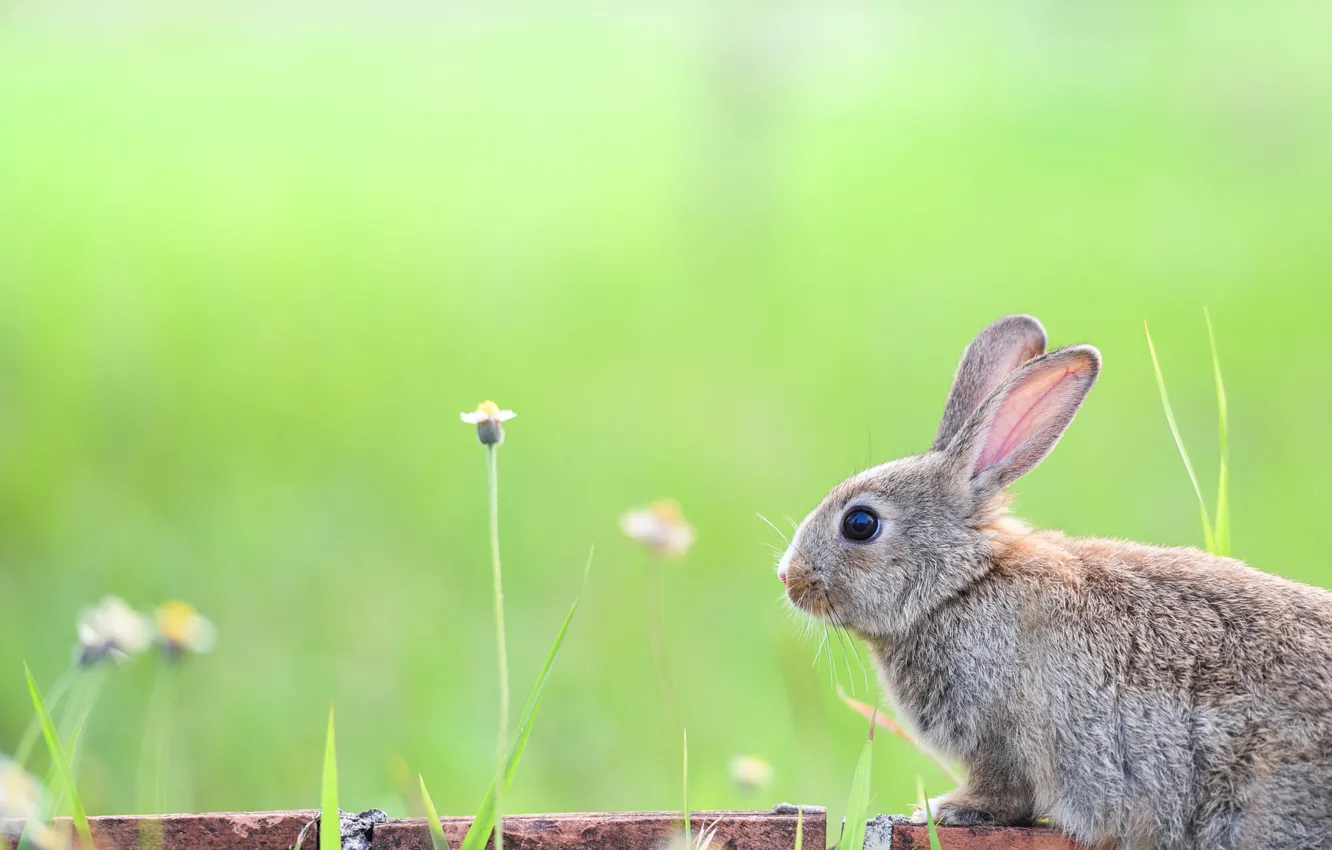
2,0 -> 1331,831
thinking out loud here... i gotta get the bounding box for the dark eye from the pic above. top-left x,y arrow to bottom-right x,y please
841,507 -> 880,542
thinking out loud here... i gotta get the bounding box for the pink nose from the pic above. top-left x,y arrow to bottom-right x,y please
778,566 -> 788,585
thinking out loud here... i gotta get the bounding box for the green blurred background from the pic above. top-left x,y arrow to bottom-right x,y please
2,0 -> 1331,830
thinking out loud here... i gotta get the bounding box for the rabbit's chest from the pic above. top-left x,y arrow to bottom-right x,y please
871,619 -> 1024,759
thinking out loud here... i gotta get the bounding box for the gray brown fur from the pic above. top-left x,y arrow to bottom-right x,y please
780,315 -> 1332,850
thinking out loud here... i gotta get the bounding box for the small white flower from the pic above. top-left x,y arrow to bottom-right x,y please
154,601 -> 217,657
621,500 -> 696,558
660,822 -> 720,850
0,757 -> 61,849
460,400 -> 516,446
74,596 -> 152,666
729,755 -> 775,791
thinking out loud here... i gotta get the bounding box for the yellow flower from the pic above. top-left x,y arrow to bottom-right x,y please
460,400 -> 516,446
729,755 -> 775,791
620,500 -> 696,557
75,596 -> 152,666
154,601 -> 217,657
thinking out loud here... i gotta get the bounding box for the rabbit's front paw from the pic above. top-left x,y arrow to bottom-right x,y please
910,795 -> 995,826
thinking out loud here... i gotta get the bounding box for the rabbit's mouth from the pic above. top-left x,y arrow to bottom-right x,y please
787,581 -> 831,618
782,556 -> 832,618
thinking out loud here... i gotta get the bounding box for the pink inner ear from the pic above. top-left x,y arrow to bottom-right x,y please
976,364 -> 1080,473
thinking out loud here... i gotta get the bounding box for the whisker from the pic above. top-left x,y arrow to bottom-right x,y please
822,621 -> 838,691
821,588 -> 859,697
755,512 -> 791,546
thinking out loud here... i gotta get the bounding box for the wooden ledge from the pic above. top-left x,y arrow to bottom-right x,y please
6,808 -> 821,850
886,823 -> 1084,849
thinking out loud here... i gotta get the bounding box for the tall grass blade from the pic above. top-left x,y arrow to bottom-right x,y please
41,711 -> 90,820
1145,322 -> 1218,553
418,774 -> 451,850
459,548 -> 594,850
916,778 -> 943,850
682,728 -> 691,846
794,807 -> 803,850
320,706 -> 339,850
836,686 -> 963,784
840,711 -> 876,850
24,663 -> 93,849
15,665 -> 78,768
1205,309 -> 1231,556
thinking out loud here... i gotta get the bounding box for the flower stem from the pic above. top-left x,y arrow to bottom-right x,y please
136,661 -> 176,814
487,444 -> 509,850
646,555 -> 679,730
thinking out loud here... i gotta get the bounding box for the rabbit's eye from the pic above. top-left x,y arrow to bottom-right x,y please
841,507 -> 880,542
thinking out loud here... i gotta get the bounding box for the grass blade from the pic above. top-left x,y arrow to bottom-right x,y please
840,710 -> 876,850
1205,309 -> 1231,556
320,706 -> 338,850
836,686 -> 963,784
24,663 -> 93,849
794,807 -> 803,850
419,775 -> 451,850
459,548 -> 593,850
916,778 -> 943,850
682,728 -> 691,846
1145,322 -> 1217,553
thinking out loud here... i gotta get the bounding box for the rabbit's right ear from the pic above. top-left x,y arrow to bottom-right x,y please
944,345 -> 1101,497
933,315 -> 1047,451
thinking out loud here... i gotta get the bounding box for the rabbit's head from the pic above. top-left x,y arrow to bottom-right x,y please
779,315 -> 1100,638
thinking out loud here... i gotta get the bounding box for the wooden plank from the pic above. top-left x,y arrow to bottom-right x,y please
4,811 -> 317,850
5,809 -> 821,850
373,809 -> 822,850
892,823 -> 1088,850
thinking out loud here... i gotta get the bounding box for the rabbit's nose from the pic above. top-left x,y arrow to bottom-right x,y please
778,566 -> 788,585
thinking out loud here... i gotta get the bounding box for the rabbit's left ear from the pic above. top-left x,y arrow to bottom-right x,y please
945,345 -> 1101,496
934,315 -> 1047,451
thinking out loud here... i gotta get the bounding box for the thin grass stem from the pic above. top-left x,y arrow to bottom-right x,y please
1205,309 -> 1231,556
486,444 -> 509,850
1144,322 -> 1218,553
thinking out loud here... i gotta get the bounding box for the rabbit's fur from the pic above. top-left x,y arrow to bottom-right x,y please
780,315 -> 1332,850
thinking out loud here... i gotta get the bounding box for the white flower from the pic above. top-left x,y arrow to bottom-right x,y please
620,500 -> 696,557
729,755 -> 775,791
74,596 -> 152,666
460,400 -> 516,446
0,757 -> 62,849
660,822 -> 719,850
154,601 -> 217,657
0,758 -> 41,823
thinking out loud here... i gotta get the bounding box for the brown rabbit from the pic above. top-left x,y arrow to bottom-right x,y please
779,315 -> 1332,850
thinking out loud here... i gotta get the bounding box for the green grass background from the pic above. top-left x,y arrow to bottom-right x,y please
2,0 -> 1331,830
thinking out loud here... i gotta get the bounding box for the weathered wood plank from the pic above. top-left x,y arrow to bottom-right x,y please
372,809 -> 821,850
5,808 -> 822,850
891,823 -> 1087,850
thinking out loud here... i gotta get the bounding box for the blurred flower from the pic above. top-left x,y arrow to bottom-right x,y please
0,757 -> 61,849
460,400 -> 516,446
729,755 -> 774,792
660,822 -> 719,850
154,601 -> 217,657
74,596 -> 152,667
621,500 -> 696,557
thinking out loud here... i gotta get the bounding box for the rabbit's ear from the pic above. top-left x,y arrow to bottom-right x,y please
945,345 -> 1101,495
933,315 -> 1048,451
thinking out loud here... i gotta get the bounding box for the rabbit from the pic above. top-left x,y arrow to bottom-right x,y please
777,314 -> 1332,850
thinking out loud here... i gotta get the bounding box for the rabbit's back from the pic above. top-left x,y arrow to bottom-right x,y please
881,526 -> 1332,849
1035,533 -> 1332,847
